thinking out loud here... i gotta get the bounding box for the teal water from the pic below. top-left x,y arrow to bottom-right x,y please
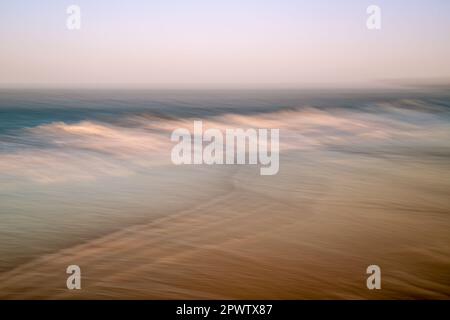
0,88 -> 449,272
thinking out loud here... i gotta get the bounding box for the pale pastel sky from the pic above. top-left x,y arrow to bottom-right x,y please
1,0 -> 449,88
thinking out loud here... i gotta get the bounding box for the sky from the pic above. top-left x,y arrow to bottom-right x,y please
1,0 -> 449,88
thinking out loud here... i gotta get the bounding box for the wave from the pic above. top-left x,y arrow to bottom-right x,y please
0,100 -> 449,185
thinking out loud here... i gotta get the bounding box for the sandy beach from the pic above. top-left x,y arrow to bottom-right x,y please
1,149 -> 449,299
1,0 -> 450,303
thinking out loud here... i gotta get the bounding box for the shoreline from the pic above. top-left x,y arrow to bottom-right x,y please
1,154 -> 449,299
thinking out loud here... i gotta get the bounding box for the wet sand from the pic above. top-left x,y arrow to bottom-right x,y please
1,151 -> 449,299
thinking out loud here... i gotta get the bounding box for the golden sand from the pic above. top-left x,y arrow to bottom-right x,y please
1,153 -> 449,299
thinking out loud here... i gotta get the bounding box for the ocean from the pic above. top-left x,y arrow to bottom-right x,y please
0,88 -> 449,298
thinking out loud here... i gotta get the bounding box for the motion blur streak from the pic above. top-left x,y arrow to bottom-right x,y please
0,89 -> 449,299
